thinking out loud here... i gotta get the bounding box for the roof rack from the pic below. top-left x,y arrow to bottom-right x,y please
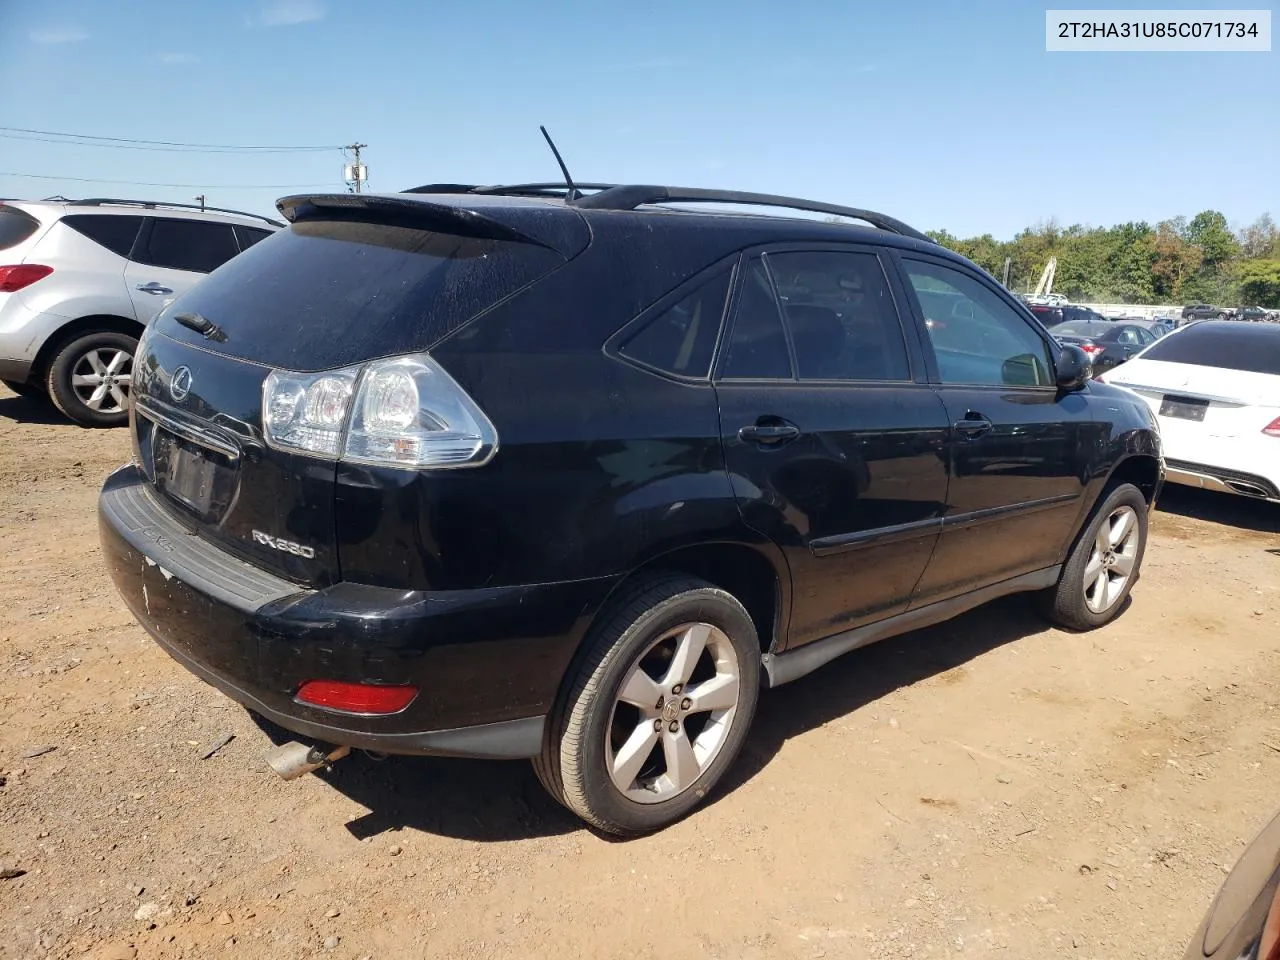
404,182 -> 617,198
401,182 -> 932,243
572,185 -> 934,244
67,198 -> 285,228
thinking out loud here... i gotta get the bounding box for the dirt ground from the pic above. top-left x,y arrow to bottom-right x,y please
2,383 -> 1280,960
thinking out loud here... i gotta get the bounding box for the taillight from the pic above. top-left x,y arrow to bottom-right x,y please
0,264 -> 53,292
263,353 -> 498,469
1079,343 -> 1104,358
1263,416 -> 1280,438
295,680 -> 418,715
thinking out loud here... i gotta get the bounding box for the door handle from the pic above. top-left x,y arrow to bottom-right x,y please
739,422 -> 800,444
136,282 -> 173,295
953,414 -> 994,439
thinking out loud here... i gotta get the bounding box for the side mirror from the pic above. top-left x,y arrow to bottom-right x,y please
1055,344 -> 1091,390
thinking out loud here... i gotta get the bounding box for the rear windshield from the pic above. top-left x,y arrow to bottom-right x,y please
1052,322 -> 1101,337
154,220 -> 566,370
1142,322 -> 1280,375
0,206 -> 40,251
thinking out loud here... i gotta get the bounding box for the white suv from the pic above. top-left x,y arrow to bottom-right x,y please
0,198 -> 280,426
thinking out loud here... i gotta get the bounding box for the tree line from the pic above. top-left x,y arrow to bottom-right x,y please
925,211 -> 1280,307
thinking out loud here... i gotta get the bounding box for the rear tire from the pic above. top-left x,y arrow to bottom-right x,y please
45,330 -> 137,428
1044,482 -> 1148,631
534,574 -> 761,836
1,379 -> 46,400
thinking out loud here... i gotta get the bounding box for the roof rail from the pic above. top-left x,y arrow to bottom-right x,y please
572,185 -> 934,244
404,182 -> 618,198
67,198 -> 284,228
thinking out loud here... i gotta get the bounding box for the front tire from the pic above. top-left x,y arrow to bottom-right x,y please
45,330 -> 137,427
534,575 -> 761,836
1044,482 -> 1148,631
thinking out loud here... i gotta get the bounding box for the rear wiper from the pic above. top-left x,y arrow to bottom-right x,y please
174,312 -> 226,343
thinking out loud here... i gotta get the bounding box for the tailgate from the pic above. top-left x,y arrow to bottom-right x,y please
132,330 -> 339,587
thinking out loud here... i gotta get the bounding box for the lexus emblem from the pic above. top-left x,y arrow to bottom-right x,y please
170,366 -> 193,402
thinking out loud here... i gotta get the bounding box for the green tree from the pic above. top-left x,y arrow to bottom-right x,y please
1185,210 -> 1239,269
1238,259 -> 1280,307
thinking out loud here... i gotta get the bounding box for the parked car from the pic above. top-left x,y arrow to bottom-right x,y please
1182,303 -> 1232,321
98,182 -> 1162,835
1102,320 -> 1280,503
1183,807 -> 1280,959
1026,302 -> 1065,326
1057,305 -> 1110,325
1051,320 -> 1160,373
1237,305 -> 1278,323
0,198 -> 281,425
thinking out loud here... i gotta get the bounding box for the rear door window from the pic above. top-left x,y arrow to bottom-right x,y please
138,218 -> 239,273
620,270 -> 730,379
768,250 -> 910,381
62,215 -> 144,258
1140,323 -> 1280,374
0,206 -> 41,250
155,219 -> 566,371
719,258 -> 792,379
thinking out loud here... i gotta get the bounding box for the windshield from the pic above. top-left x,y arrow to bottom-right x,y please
0,206 -> 40,251
1141,322 -> 1280,375
154,219 -> 565,371
1053,322 -> 1102,337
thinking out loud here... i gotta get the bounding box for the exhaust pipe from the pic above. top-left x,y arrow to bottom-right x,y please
264,741 -> 351,781
1225,480 -> 1268,498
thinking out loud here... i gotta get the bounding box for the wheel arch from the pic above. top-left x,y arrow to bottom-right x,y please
619,540 -> 790,658
32,314 -> 144,382
1057,449 -> 1161,568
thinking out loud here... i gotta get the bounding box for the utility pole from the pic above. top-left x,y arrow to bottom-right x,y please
194,194 -> 206,212
344,143 -> 367,194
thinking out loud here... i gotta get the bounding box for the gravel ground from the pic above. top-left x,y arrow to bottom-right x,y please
2,383 -> 1279,960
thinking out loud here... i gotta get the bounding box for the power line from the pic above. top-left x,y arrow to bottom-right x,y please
0,125 -> 342,153
0,172 -> 337,189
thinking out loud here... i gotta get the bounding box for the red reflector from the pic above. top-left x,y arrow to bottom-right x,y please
295,680 -> 418,715
1263,416 -> 1280,438
0,264 -> 53,293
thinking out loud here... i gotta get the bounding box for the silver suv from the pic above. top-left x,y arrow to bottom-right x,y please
0,198 -> 280,426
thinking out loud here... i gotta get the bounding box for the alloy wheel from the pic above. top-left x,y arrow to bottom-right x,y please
606,622 -> 741,804
1084,505 -> 1140,613
71,348 -> 133,413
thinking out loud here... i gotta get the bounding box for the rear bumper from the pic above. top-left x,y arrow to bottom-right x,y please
1164,458 -> 1280,502
0,357 -> 32,382
98,465 -> 619,758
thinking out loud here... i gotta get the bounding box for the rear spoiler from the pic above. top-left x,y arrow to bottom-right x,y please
276,193 -> 590,258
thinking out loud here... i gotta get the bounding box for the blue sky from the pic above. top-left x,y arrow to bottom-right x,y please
0,0 -> 1275,238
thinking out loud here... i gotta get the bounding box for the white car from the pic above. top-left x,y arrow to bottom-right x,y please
1101,320 -> 1280,502
0,198 -> 280,426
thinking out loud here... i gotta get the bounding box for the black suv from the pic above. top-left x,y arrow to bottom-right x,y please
99,184 -> 1163,835
1182,303 -> 1231,321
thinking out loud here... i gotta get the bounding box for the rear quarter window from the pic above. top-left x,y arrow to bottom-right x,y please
155,219 -> 566,371
0,206 -> 41,250
62,215 -> 144,258
619,270 -> 730,379
1142,323 -> 1280,375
